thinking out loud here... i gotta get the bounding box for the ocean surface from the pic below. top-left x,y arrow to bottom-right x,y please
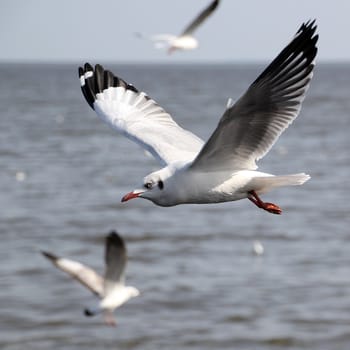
1,62 -> 350,350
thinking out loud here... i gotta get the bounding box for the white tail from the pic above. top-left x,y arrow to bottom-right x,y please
252,173 -> 310,194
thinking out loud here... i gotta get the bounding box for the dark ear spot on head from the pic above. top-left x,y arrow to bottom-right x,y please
158,180 -> 164,190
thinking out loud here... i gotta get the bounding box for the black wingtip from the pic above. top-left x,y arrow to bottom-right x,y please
108,230 -> 118,236
41,250 -> 58,262
84,62 -> 93,72
94,64 -> 104,93
79,62 -> 96,109
78,63 -> 140,110
103,70 -> 114,90
295,20 -> 318,48
213,0 -> 220,10
207,0 -> 220,11
252,20 -> 318,86
106,231 -> 126,258
299,19 -> 317,32
107,230 -> 125,246
84,308 -> 95,317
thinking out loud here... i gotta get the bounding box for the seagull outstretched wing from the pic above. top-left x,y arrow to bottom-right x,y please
79,64 -> 204,166
42,251 -> 104,297
181,0 -> 220,36
190,21 -> 318,172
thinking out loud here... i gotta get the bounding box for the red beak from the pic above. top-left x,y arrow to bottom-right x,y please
121,191 -> 141,202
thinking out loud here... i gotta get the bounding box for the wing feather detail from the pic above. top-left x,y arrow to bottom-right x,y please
79,64 -> 203,166
103,231 -> 127,296
181,0 -> 220,36
190,21 -> 318,172
42,251 -> 104,297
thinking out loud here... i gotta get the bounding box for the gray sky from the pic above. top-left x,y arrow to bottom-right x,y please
1,0 -> 349,63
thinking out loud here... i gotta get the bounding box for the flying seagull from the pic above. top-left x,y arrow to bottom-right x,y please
79,21 -> 318,215
42,231 -> 139,326
136,0 -> 220,54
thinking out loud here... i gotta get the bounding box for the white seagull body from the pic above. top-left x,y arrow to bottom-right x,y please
42,231 -> 139,326
136,0 -> 220,54
79,21 -> 318,215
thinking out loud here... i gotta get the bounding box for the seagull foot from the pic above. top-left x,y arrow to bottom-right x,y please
248,190 -> 282,215
107,319 -> 117,327
104,311 -> 117,327
167,46 -> 176,55
262,202 -> 282,215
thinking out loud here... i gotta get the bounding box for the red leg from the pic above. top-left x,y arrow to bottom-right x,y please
248,190 -> 282,215
104,311 -> 117,327
167,46 -> 176,55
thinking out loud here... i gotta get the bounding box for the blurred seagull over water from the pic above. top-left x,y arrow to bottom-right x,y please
79,21 -> 318,215
42,231 -> 139,326
135,0 -> 220,54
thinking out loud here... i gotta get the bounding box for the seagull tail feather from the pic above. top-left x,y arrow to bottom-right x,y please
252,173 -> 310,194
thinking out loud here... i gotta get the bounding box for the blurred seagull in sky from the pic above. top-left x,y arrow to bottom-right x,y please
135,0 -> 220,54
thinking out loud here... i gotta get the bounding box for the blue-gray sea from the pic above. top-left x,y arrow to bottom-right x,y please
1,62 -> 350,350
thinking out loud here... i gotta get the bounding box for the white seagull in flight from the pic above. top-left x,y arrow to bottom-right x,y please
42,231 -> 139,326
136,0 -> 220,54
79,21 -> 318,215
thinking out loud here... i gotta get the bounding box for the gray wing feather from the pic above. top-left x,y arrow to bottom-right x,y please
41,251 -> 104,297
181,0 -> 219,36
190,20 -> 318,172
104,231 -> 127,292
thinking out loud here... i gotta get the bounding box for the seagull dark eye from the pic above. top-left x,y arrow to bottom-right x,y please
158,180 -> 164,190
144,182 -> 152,189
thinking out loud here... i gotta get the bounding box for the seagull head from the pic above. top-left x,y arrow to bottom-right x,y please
121,166 -> 178,206
127,286 -> 140,298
